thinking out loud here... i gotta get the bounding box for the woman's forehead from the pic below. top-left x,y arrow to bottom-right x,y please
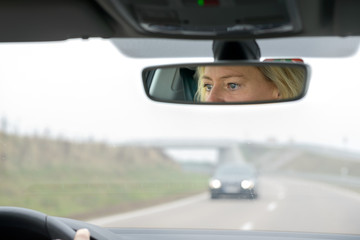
203,66 -> 259,76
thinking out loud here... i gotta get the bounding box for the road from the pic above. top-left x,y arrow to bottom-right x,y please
88,176 -> 360,235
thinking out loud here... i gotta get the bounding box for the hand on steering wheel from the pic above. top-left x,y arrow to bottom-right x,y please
74,229 -> 90,240
0,207 -> 92,240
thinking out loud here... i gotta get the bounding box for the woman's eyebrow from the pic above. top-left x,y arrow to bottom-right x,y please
220,74 -> 245,79
201,75 -> 213,80
202,74 -> 245,80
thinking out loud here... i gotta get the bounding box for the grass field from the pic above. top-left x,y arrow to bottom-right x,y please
0,132 -> 209,218
240,143 -> 360,193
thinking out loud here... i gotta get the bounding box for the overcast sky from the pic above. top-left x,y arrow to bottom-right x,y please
0,39 -> 359,154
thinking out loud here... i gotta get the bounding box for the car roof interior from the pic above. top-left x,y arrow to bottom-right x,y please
1,0 -> 360,43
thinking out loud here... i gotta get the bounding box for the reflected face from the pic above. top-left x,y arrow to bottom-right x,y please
201,66 -> 280,102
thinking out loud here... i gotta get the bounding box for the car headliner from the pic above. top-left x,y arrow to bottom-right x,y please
1,0 -> 360,42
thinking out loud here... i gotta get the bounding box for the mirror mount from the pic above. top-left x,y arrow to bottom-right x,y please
213,40 -> 261,61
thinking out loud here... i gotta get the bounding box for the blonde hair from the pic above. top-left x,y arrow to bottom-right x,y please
194,65 -> 305,102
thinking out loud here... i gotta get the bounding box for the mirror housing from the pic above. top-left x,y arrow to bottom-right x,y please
142,61 -> 310,104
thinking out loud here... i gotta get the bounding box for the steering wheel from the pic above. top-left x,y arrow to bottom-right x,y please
0,207 -> 76,240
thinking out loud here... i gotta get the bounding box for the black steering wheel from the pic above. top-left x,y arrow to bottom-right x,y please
0,207 -> 76,240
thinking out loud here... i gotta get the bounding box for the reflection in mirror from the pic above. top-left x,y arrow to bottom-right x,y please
143,62 -> 309,104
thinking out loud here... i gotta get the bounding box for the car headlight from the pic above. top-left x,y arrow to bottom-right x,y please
209,179 -> 222,189
241,180 -> 255,189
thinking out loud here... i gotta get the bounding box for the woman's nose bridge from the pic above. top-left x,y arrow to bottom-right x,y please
208,84 -> 224,101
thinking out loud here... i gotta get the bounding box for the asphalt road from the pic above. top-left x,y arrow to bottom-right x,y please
89,176 -> 360,235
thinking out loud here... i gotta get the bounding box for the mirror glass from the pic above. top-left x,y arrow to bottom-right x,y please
142,62 -> 309,104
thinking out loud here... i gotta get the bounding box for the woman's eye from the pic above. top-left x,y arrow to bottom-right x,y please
204,84 -> 213,92
227,83 -> 240,90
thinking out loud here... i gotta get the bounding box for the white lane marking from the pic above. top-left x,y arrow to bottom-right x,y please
259,176 -> 287,200
278,191 -> 286,200
267,202 -> 277,212
88,193 -> 208,226
241,222 -> 253,230
276,182 -> 287,200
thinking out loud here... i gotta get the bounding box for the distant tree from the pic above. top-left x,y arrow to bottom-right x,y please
0,117 -> 8,134
266,137 -> 277,144
43,128 -> 51,138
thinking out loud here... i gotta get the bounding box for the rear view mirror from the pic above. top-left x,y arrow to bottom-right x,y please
142,61 -> 310,104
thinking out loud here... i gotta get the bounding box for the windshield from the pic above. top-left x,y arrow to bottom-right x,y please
0,39 -> 359,235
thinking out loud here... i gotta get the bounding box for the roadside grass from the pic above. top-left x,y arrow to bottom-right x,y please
1,164 -> 208,217
0,132 -> 208,218
280,151 -> 360,177
240,143 -> 360,194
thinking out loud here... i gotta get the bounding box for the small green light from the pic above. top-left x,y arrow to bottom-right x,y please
198,0 -> 205,6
